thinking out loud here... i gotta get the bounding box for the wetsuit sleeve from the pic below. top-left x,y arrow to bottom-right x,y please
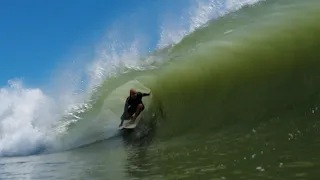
141,92 -> 151,97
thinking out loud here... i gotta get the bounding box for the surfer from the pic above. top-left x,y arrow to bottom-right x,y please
119,88 -> 151,127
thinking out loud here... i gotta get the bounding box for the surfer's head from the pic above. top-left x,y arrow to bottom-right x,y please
130,88 -> 137,98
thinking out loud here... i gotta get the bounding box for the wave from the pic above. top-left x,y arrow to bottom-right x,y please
2,0 -> 256,157
2,0 -> 318,157
58,0 -> 320,147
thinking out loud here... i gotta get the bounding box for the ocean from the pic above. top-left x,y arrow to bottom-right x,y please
1,0 -> 320,179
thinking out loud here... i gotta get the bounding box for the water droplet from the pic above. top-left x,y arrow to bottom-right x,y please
256,166 -> 265,171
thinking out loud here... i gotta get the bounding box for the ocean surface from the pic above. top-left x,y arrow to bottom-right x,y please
1,0 -> 320,179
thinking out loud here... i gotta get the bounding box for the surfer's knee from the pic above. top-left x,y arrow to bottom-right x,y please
137,104 -> 144,110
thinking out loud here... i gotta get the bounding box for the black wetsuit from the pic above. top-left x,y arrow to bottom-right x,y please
125,92 -> 150,116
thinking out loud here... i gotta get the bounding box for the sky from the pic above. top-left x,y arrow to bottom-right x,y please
0,0 -> 188,88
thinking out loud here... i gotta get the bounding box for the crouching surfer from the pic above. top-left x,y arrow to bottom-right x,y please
119,88 -> 151,127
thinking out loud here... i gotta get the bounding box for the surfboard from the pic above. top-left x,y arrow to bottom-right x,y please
119,112 -> 143,130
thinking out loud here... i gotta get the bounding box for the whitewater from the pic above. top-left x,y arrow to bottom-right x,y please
1,0 -> 320,179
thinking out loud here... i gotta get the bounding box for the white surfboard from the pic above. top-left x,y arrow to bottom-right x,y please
119,112 -> 143,130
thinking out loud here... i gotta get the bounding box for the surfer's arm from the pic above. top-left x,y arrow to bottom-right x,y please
141,92 -> 151,97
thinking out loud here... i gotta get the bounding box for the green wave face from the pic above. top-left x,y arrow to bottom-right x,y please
139,0 -> 320,139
